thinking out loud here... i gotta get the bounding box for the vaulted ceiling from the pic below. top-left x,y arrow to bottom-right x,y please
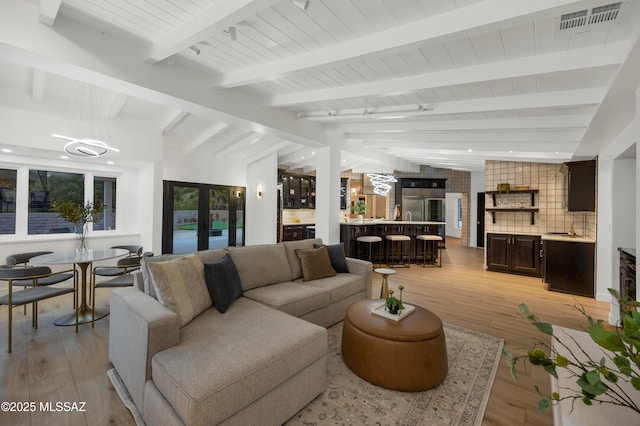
1,0 -> 639,173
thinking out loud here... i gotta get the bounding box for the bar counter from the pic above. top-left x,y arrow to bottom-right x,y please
340,221 -> 445,262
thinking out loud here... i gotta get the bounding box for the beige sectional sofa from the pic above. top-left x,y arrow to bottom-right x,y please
108,238 -> 372,425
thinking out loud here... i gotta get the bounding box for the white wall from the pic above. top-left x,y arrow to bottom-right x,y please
445,193 -> 462,238
0,104 -> 161,262
245,154 -> 277,245
162,146 -> 246,187
596,116 -> 638,324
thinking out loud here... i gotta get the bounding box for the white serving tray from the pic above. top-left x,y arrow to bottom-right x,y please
371,302 -> 415,321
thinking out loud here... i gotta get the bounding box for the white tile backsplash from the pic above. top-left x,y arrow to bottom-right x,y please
485,160 -> 597,239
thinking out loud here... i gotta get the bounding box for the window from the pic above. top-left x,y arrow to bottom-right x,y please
94,176 -> 116,230
0,168 -> 17,235
457,198 -> 463,229
28,169 -> 84,235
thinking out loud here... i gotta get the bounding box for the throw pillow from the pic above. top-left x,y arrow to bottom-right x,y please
147,254 -> 212,327
313,243 -> 349,273
204,254 -> 243,314
295,246 -> 337,282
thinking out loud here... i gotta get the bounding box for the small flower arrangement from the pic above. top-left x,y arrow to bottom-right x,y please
385,287 -> 404,314
52,200 -> 104,251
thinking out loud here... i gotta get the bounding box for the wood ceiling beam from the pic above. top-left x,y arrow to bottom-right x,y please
38,0 -> 61,27
331,115 -> 592,133
106,93 -> 128,119
146,0 -> 280,63
161,109 -> 188,132
266,42 -> 627,107
215,0 -> 586,88
348,130 -> 583,143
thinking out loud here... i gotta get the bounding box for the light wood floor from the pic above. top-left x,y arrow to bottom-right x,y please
0,238 -> 610,425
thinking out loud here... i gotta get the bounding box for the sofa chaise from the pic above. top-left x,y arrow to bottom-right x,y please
108,238 -> 372,425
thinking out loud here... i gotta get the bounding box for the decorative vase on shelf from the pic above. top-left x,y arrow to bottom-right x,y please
357,214 -> 364,223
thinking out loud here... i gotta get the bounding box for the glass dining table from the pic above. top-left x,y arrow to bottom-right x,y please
30,248 -> 128,326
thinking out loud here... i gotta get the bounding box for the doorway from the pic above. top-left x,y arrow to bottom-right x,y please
476,192 -> 485,248
162,181 -> 245,254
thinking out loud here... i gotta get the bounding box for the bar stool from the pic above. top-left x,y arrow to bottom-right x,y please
416,234 -> 443,267
385,235 -> 411,268
356,236 -> 382,266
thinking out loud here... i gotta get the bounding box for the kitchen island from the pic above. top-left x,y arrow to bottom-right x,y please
340,220 -> 445,263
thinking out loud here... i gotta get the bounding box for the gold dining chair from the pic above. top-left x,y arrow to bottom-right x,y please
0,265 -> 78,352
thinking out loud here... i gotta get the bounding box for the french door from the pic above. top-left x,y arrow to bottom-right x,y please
162,181 -> 245,254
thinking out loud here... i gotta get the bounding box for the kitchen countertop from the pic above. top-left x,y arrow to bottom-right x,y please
488,231 -> 596,243
282,222 -> 315,226
341,220 -> 445,225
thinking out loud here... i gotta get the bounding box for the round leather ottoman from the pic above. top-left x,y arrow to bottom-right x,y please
341,299 -> 448,391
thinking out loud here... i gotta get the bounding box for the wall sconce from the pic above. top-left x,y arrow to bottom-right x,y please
256,184 -> 262,198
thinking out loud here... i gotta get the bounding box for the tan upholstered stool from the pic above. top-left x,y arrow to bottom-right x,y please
356,235 -> 382,266
385,234 -> 411,268
341,299 -> 448,391
416,234 -> 443,267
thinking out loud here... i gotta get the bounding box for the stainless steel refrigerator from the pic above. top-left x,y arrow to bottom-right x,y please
401,188 -> 446,222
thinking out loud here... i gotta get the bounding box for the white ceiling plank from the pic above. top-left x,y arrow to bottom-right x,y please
243,140 -> 291,164
215,0 -> 588,88
31,69 -> 46,101
38,0 -> 61,27
183,122 -> 231,154
214,132 -> 261,159
162,109 -> 189,132
265,42 -> 627,106
106,93 -> 128,119
146,0 -> 281,63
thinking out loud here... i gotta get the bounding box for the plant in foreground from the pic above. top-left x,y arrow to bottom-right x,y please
52,200 -> 104,250
503,289 -> 640,414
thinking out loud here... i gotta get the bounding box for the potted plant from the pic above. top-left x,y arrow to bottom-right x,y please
503,289 -> 640,415
385,288 -> 404,314
352,200 -> 367,223
52,200 -> 104,253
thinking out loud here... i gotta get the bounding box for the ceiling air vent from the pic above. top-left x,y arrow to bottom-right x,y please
554,2 -> 627,35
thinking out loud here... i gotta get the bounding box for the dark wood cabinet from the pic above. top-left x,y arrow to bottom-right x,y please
619,248 -> 636,324
486,233 -> 542,277
279,170 -> 315,209
566,160 -> 596,212
282,224 -> 307,241
544,240 -> 595,297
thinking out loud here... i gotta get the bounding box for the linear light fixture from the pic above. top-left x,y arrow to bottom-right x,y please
188,46 -> 200,55
297,104 -> 432,121
228,26 -> 237,41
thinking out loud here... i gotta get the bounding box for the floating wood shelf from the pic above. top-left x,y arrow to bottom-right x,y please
486,208 -> 539,225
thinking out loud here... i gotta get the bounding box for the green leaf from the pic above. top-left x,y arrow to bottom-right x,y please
599,357 -> 605,366
604,371 -> 618,383
608,288 -> 620,299
588,326 -> 625,351
544,364 -> 558,379
613,355 -> 630,369
538,398 -> 549,412
582,397 -> 593,406
586,370 -> 600,386
519,303 -> 530,315
631,377 -> 640,391
555,355 -> 569,367
577,374 -> 609,396
534,321 -> 554,335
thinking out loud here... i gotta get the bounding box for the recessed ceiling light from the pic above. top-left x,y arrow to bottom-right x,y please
107,161 -> 114,165
60,155 -> 69,159
311,151 -> 315,155
468,149 -> 473,152
375,115 -> 409,120
1,148 -> 11,153
301,155 -> 305,159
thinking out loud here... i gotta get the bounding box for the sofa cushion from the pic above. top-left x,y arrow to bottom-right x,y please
147,254 -> 212,327
141,254 -> 184,299
283,238 -> 323,280
151,297 -> 327,425
204,254 -> 243,313
300,273 -> 366,304
227,244 -> 292,291
314,243 -> 349,273
295,246 -> 336,282
243,281 -> 330,317
198,248 -> 227,264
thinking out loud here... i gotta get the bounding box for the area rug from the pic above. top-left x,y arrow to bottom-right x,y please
286,322 -> 503,426
109,322 -> 503,426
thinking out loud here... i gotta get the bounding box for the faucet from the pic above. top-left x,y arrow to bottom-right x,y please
405,211 -> 412,222
569,222 -> 575,237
